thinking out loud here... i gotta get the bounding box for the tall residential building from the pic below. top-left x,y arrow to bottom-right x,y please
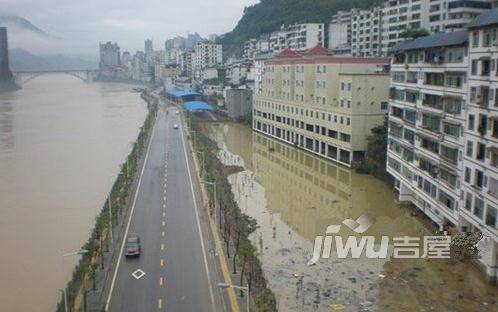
328,11 -> 352,55
192,41 -> 222,79
381,0 -> 493,55
462,10 -> 498,282
252,53 -> 273,95
243,38 -> 270,61
99,42 -> 120,69
145,39 -> 153,54
351,7 -> 383,57
387,30 -> 469,231
270,23 -> 325,53
253,46 -> 390,166
0,27 -> 10,79
387,9 -> 498,282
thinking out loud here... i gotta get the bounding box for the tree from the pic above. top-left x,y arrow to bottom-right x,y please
236,243 -> 257,296
232,212 -> 258,273
365,116 -> 388,176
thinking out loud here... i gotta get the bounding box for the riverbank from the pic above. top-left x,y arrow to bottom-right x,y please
201,121 -> 498,312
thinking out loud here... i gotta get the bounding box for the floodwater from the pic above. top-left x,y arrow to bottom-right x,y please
203,122 -> 498,312
0,75 -> 147,311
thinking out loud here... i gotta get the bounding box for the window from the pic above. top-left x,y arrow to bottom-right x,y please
468,114 -> 475,131
466,140 -> 473,157
440,168 -> 457,188
471,60 -> 478,75
485,206 -> 497,228
422,114 -> 441,132
488,177 -> 498,198
474,169 -> 484,188
438,190 -> 456,211
472,31 -> 479,48
404,129 -> 415,144
443,122 -> 460,137
476,143 -> 486,161
465,192 -> 472,211
465,167 -> 471,183
473,197 -> 484,219
441,145 -> 458,164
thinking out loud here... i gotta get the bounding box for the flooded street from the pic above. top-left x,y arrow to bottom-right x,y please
204,122 -> 498,312
0,75 -> 147,311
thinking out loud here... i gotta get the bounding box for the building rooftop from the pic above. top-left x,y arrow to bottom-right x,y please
467,8 -> 498,29
391,30 -> 468,53
308,45 -> 329,55
184,101 -> 213,112
278,48 -> 300,58
167,89 -> 200,98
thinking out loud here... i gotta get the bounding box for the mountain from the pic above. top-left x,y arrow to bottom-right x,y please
220,0 -> 383,56
0,15 -> 54,38
9,48 -> 98,71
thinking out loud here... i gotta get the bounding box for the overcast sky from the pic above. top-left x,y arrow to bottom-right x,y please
1,0 -> 258,55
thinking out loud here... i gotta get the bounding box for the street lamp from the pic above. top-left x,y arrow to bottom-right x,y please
61,249 -> 89,312
201,180 -> 218,225
217,282 -> 250,312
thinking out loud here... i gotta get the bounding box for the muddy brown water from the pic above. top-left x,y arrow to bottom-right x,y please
0,75 -> 147,311
203,122 -> 498,312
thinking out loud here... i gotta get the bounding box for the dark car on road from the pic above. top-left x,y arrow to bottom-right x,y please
125,235 -> 141,257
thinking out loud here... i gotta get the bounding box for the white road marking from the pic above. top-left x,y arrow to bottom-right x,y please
131,269 -> 146,280
104,110 -> 158,311
179,120 -> 217,311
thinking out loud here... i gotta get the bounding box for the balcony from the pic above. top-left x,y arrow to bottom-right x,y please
422,94 -> 444,110
424,73 -> 445,87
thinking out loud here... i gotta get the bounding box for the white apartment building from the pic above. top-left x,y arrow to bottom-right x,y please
461,10 -> 498,282
387,30 -> 469,231
243,38 -> 270,61
381,0 -> 493,55
351,7 -> 383,57
387,9 -> 498,282
253,47 -> 390,167
193,41 -> 222,79
328,10 -> 352,55
270,23 -> 325,53
251,53 -> 273,95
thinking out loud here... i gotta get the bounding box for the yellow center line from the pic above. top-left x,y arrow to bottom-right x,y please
158,298 -> 163,309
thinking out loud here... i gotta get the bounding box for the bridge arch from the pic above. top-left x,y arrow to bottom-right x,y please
12,70 -> 97,85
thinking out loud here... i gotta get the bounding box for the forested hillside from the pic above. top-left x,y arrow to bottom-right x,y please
220,0 -> 383,56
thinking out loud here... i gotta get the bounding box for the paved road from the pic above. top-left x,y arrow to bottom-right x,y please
106,104 -> 227,311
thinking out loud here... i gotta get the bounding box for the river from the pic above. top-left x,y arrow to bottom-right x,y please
203,122 -> 498,312
0,75 -> 147,311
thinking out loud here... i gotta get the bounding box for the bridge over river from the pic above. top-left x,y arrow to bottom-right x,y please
12,69 -> 98,85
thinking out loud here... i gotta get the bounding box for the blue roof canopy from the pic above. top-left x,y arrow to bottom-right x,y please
184,101 -> 213,112
167,90 -> 201,98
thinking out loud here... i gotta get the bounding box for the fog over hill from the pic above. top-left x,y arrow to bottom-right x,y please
0,14 -> 98,70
